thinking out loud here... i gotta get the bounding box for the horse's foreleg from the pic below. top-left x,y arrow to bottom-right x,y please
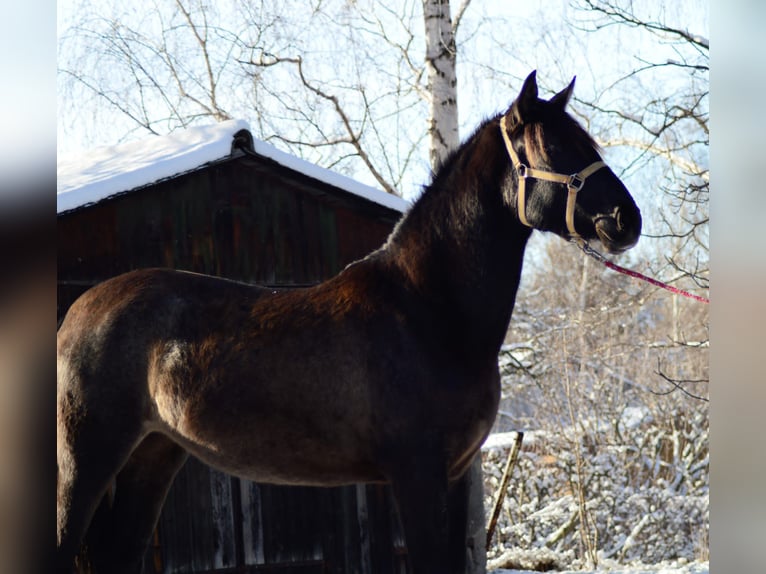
389,454 -> 450,574
447,468 -> 472,574
89,433 -> 188,574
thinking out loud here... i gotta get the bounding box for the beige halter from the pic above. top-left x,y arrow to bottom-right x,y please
500,115 -> 606,239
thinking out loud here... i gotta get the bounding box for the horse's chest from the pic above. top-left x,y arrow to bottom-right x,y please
453,376 -> 500,430
428,365 -> 501,464
438,382 -> 499,478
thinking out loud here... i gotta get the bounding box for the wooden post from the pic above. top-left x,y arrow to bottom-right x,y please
485,431 -> 524,551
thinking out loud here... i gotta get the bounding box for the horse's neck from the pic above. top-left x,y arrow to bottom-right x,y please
385,124 -> 531,355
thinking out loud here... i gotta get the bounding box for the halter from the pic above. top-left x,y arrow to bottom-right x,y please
500,115 -> 606,239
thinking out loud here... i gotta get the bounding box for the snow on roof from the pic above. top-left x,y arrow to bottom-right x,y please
249,132 -> 410,214
57,119 -> 410,215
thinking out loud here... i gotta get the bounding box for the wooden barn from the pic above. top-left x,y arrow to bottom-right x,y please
57,121 -> 486,574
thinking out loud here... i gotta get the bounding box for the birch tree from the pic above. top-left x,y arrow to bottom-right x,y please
422,0 -> 468,168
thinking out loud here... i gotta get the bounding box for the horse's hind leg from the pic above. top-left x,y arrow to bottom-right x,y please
56,409 -> 143,573
56,356 -> 157,573
89,433 -> 188,574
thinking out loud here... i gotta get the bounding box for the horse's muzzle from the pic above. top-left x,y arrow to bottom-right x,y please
594,204 -> 642,254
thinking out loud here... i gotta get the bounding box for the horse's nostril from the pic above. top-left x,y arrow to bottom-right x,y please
594,208 -> 640,253
615,208 -> 624,232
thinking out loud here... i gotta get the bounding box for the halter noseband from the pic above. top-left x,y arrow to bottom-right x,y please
500,115 -> 606,239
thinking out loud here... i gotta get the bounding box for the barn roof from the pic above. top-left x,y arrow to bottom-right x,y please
57,119 -> 410,215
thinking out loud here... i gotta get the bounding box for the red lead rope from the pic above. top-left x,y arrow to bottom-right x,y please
575,241 -> 710,304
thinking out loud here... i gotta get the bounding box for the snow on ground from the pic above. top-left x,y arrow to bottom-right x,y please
491,564 -> 709,574
481,423 -> 708,574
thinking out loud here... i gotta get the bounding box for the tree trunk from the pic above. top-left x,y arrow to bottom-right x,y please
422,0 -> 459,170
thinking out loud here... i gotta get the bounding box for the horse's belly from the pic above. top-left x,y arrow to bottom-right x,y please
227,461 -> 385,488
188,444 -> 385,487
165,418 -> 385,487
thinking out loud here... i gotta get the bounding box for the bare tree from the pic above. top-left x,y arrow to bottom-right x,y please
58,1 -> 249,140
59,0 -> 478,194
570,0 -> 709,293
487,232 -> 709,566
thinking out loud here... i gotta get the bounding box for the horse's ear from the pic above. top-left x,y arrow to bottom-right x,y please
508,70 -> 538,128
550,76 -> 576,110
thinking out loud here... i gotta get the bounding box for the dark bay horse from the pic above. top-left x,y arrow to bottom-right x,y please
57,71 -> 641,573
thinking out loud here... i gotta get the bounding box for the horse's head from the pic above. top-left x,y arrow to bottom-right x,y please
501,71 -> 641,253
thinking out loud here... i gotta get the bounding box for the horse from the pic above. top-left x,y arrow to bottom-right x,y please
56,71 -> 641,573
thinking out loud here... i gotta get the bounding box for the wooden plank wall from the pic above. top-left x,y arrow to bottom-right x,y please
155,459 -> 409,573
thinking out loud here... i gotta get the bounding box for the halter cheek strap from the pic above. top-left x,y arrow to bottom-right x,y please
500,115 -> 606,239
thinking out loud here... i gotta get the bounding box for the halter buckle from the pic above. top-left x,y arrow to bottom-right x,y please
516,163 -> 529,179
568,173 -> 585,192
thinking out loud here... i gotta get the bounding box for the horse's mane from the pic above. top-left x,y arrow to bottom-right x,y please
418,116 -> 504,199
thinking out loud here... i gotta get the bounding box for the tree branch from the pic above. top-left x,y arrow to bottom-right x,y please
652,359 -> 709,402
240,53 -> 398,195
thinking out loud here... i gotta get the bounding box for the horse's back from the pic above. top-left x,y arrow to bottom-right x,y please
58,268 -> 268,349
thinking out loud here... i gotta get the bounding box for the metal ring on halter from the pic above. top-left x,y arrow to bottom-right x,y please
568,173 -> 585,192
